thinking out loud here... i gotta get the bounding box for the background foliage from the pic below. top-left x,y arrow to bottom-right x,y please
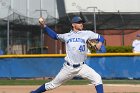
91,46 -> 133,53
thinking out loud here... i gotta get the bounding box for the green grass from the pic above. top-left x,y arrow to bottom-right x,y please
0,79 -> 140,85
103,79 -> 140,84
0,79 -> 49,85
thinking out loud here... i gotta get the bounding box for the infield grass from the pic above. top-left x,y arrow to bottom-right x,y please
0,79 -> 140,85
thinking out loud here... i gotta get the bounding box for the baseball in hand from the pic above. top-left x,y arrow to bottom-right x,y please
39,17 -> 44,23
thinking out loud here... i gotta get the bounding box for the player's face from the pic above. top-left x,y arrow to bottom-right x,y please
72,22 -> 83,31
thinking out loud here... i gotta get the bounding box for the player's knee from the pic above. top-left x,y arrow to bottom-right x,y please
45,82 -> 60,90
95,74 -> 103,85
91,74 -> 103,85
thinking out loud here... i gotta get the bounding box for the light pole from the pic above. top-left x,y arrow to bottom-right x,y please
87,7 -> 97,33
35,0 -> 47,54
1,0 -> 13,54
35,9 -> 47,54
7,0 -> 12,54
118,10 -> 125,46
7,6 -> 10,54
72,3 -> 97,32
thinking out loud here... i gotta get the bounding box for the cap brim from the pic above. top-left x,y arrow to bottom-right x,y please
72,20 -> 85,23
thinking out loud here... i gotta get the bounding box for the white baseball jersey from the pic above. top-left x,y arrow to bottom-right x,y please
44,30 -> 103,91
132,39 -> 140,52
57,30 -> 99,64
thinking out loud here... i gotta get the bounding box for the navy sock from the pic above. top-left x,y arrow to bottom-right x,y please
95,84 -> 104,93
34,84 -> 46,93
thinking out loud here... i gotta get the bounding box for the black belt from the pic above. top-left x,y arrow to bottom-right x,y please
66,62 -> 84,68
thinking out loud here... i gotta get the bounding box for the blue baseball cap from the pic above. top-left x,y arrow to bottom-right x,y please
136,34 -> 140,37
71,16 -> 84,23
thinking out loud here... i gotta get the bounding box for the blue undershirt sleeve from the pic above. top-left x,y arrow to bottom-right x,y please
97,35 -> 106,53
44,26 -> 58,40
98,35 -> 104,43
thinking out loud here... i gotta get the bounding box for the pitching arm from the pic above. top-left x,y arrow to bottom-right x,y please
38,17 -> 58,40
44,26 -> 58,40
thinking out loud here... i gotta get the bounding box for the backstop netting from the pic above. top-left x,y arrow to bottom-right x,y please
1,11 -> 140,54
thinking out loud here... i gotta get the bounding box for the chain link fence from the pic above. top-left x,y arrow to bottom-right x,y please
1,11 -> 140,54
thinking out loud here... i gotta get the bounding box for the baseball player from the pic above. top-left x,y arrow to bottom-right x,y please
30,16 -> 105,93
132,34 -> 140,53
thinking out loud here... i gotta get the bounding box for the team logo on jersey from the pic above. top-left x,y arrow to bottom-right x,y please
67,38 -> 85,44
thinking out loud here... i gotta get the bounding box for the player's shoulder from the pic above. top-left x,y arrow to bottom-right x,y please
60,31 -> 73,36
80,30 -> 94,33
133,39 -> 139,42
132,39 -> 140,44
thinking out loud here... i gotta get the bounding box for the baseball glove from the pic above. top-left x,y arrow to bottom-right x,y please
87,39 -> 98,50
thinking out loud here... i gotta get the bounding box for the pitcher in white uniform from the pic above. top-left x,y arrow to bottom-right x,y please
30,16 -> 105,93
